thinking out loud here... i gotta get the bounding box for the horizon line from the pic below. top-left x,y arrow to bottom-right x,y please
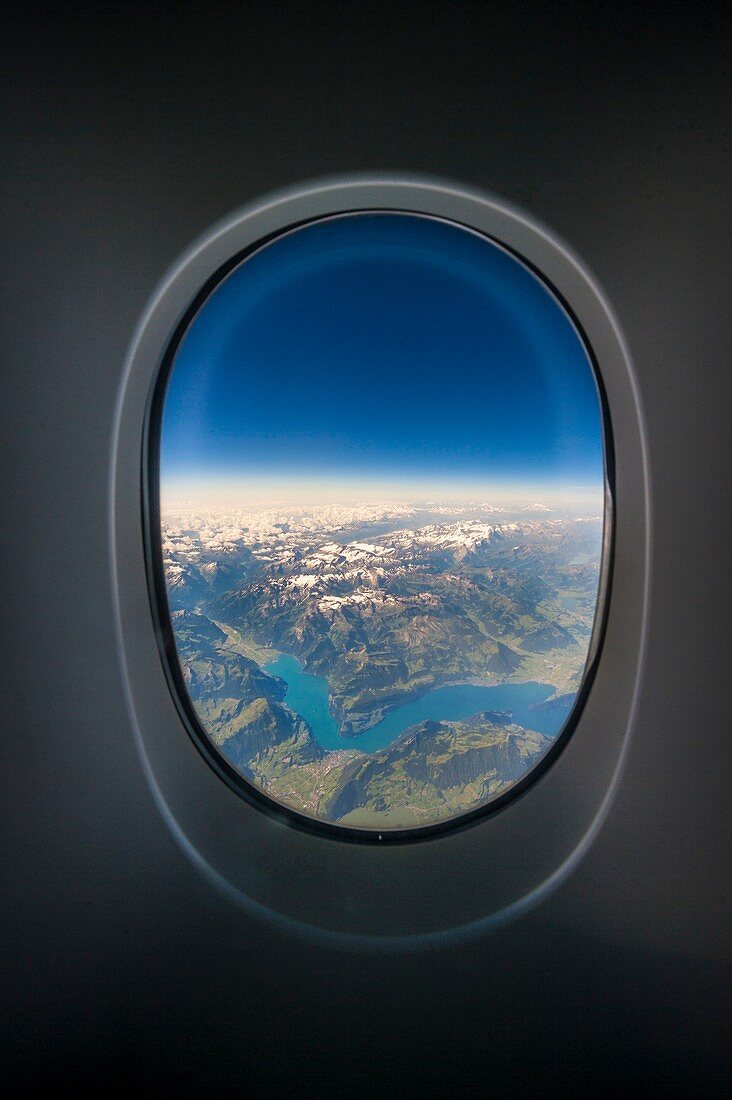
160,484 -> 605,510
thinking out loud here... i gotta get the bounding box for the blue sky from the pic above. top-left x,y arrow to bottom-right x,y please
161,213 -> 604,503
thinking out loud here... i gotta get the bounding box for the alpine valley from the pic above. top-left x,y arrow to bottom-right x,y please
162,500 -> 603,828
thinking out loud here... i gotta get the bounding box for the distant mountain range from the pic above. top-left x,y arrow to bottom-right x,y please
162,502 -> 602,826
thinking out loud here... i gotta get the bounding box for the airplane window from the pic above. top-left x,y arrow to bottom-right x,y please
152,211 -> 609,836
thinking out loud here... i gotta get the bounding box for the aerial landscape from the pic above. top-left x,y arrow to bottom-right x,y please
158,210 -> 606,829
162,498 -> 603,827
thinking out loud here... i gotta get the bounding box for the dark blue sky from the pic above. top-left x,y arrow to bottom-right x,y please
161,213 -> 604,500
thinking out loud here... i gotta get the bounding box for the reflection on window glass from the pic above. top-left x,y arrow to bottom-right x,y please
158,213 -> 606,831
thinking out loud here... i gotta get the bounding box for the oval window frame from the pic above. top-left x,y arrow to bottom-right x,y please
111,175 -> 648,944
145,209 -> 614,843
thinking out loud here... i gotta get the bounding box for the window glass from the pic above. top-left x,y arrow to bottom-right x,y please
157,212 -> 607,832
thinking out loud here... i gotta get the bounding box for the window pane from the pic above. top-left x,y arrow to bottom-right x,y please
157,212 -> 607,832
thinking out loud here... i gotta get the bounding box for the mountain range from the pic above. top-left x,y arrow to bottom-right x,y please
161,501 -> 602,825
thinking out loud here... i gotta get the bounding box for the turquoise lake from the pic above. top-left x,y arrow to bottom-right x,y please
265,653 -> 568,754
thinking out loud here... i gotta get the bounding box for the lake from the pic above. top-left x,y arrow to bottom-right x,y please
265,653 -> 567,754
